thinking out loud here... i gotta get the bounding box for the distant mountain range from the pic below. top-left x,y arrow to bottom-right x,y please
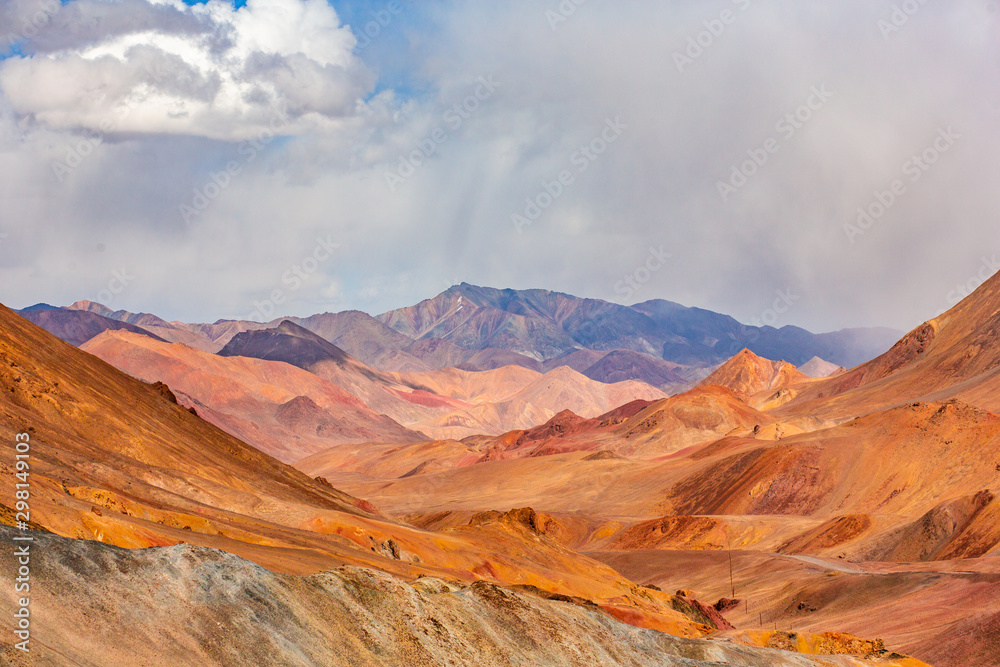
376,284 -> 900,368
17,284 -> 899,391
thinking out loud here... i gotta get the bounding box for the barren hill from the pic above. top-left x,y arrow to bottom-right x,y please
0,303 -> 737,636
779,267 -> 1000,419
699,348 -> 808,399
18,307 -> 167,347
82,330 -> 424,462
216,321 -> 667,441
0,527 -> 921,667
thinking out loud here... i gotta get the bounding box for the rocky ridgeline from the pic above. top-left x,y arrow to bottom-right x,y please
0,527 -> 925,667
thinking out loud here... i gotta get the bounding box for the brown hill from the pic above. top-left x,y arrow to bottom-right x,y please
386,364 -> 666,441
592,549 -> 967,667
290,310 -> 414,361
0,303 -> 385,534
699,348 -> 808,402
217,320 -> 485,435
779,268 -> 1000,419
297,401 -> 650,483
392,364 -> 543,404
541,348 -> 608,372
262,311 -> 544,374
314,394 -> 1000,562
67,300 -> 225,351
219,319 -> 356,367
484,365 -> 668,433
299,382 -> 778,502
656,400 -> 1000,528
178,318 -> 271,348
581,349 -> 691,389
606,385 -> 775,459
0,303 -> 736,634
296,439 -> 482,480
81,330 -> 423,462
0,527 -> 923,667
308,393 -> 1000,666
216,321 -> 667,440
17,307 -> 167,347
292,276 -> 1000,667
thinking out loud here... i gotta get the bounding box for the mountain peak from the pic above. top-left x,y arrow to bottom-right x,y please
700,348 -> 805,398
273,319 -> 321,338
219,319 -> 352,368
375,285 -> 899,369
68,300 -> 115,317
798,356 -> 845,378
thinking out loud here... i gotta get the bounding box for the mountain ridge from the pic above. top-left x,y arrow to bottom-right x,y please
374,283 -> 900,368
24,285 -> 900,385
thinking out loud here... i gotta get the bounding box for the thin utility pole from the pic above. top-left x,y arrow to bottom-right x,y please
727,534 -> 735,598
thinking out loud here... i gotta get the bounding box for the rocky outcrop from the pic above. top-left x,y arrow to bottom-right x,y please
0,528 -> 927,667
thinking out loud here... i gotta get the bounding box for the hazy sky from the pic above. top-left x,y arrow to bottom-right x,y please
0,0 -> 997,331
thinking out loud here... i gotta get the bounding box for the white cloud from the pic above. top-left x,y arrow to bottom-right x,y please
1,0 -> 998,333
0,0 -> 374,139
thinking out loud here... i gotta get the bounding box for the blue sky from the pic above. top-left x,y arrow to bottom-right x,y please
329,0 -> 438,99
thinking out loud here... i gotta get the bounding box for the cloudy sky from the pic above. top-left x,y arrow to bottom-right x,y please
0,0 -> 997,331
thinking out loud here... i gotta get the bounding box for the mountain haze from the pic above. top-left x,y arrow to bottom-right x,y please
376,284 -> 899,368
214,321 -> 668,442
19,285 -> 899,394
